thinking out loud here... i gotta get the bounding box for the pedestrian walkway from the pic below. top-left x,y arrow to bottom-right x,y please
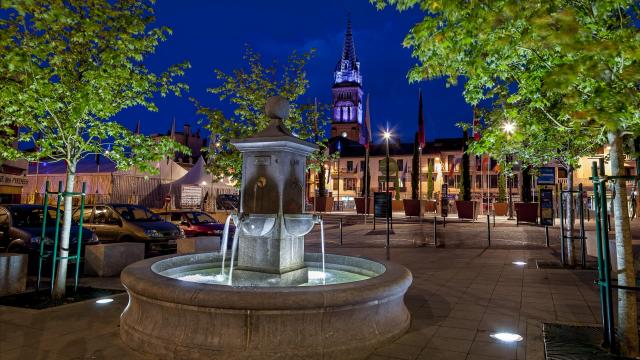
0,246 -> 602,360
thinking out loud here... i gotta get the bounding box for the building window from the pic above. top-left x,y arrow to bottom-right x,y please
476,156 -> 482,171
397,159 -> 404,172
344,178 -> 356,191
360,160 -> 365,172
558,168 -> 567,178
447,155 -> 455,172
346,161 -> 353,172
475,175 -> 482,189
490,175 -> 498,188
333,179 -> 340,191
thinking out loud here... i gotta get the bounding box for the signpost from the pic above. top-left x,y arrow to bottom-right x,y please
374,191 -> 391,219
440,184 -> 448,218
540,188 -> 554,226
537,167 -> 556,185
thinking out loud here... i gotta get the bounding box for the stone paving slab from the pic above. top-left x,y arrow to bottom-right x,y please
0,246 -> 604,359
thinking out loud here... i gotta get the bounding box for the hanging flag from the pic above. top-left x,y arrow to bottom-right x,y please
473,107 -> 481,141
135,120 -> 141,135
448,158 -> 457,177
494,163 -> 501,173
417,89 -> 425,148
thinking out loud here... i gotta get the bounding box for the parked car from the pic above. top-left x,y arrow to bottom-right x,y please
158,210 -> 235,247
216,194 -> 239,211
0,204 -> 99,272
73,204 -> 183,256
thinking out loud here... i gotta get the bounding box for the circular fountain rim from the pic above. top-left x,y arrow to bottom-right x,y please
121,252 -> 412,311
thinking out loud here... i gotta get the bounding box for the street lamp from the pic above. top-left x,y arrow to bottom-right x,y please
383,130 -> 391,256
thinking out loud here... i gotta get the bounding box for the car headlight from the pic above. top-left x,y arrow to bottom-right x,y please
144,229 -> 161,238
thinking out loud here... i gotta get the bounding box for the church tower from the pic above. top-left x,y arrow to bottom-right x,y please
331,15 -> 363,142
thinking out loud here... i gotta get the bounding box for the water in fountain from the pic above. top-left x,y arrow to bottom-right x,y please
217,214 -> 233,280
319,219 -> 326,285
227,215 -> 241,286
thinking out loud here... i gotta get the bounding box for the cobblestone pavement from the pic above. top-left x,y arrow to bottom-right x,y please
0,231 -> 608,359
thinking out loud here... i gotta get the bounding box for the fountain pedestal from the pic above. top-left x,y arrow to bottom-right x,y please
230,96 -> 318,286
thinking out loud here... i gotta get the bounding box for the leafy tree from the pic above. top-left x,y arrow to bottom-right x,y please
0,0 -> 189,300
360,159 -> 371,198
426,158 -> 434,200
459,130 -> 471,201
195,47 -> 330,185
374,1 -> 640,353
411,133 -> 419,200
497,172 -> 507,203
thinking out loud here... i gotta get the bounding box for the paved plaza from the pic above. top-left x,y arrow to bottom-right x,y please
0,219 -> 608,360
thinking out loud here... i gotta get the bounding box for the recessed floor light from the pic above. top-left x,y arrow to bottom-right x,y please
512,261 -> 527,266
96,298 -> 114,304
490,332 -> 523,342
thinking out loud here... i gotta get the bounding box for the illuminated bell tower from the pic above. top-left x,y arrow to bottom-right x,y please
331,15 -> 363,142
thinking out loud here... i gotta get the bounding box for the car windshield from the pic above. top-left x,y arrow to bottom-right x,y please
11,207 -> 58,228
185,212 -> 216,224
113,205 -> 160,222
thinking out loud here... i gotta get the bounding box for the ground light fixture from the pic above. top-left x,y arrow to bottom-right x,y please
96,298 -> 114,304
512,261 -> 527,266
490,332 -> 523,342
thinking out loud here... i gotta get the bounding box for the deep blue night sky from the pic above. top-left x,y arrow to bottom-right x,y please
114,0 -> 473,143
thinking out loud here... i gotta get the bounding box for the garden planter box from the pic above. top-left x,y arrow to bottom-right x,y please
314,197 -> 334,212
515,202 -> 538,225
403,199 -> 422,217
392,199 -> 404,212
355,197 -> 374,214
456,200 -> 478,220
424,200 -> 437,213
493,202 -> 508,216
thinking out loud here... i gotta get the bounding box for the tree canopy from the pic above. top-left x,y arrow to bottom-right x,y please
195,47 -> 332,185
0,0 -> 190,172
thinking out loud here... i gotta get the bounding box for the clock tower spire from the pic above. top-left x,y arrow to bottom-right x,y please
331,14 -> 363,142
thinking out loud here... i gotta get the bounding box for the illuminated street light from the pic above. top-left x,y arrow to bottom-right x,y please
502,121 -> 516,135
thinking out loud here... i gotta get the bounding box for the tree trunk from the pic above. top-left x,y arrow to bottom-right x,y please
607,131 -> 639,357
565,167 -> 576,266
52,163 -> 76,300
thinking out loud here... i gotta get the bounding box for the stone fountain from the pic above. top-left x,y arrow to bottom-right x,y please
120,96 -> 412,359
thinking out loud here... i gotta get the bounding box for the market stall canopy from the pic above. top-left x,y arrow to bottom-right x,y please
171,156 -> 211,186
27,156 -> 187,181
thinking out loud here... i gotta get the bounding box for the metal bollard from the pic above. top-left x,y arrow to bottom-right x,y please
433,216 -> 437,247
493,213 -> 496,227
486,214 -> 491,247
443,216 -> 446,228
339,218 -> 343,246
545,226 -> 550,247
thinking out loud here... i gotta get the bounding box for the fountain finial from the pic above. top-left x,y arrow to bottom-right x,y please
265,96 -> 289,120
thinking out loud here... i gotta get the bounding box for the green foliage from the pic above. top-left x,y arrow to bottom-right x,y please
460,130 -> 471,201
426,158 -> 434,199
411,132 -> 420,200
195,47 -> 331,185
373,0 -> 639,171
361,154 -> 371,197
497,172 -> 507,203
521,167 -> 533,203
0,0 -> 190,170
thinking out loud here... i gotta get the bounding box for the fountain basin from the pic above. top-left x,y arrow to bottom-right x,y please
120,252 -> 412,359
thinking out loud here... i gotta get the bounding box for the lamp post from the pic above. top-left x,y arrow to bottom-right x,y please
383,130 -> 391,254
503,121 -> 516,220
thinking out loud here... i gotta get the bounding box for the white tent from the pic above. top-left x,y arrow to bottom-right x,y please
167,156 -> 236,210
